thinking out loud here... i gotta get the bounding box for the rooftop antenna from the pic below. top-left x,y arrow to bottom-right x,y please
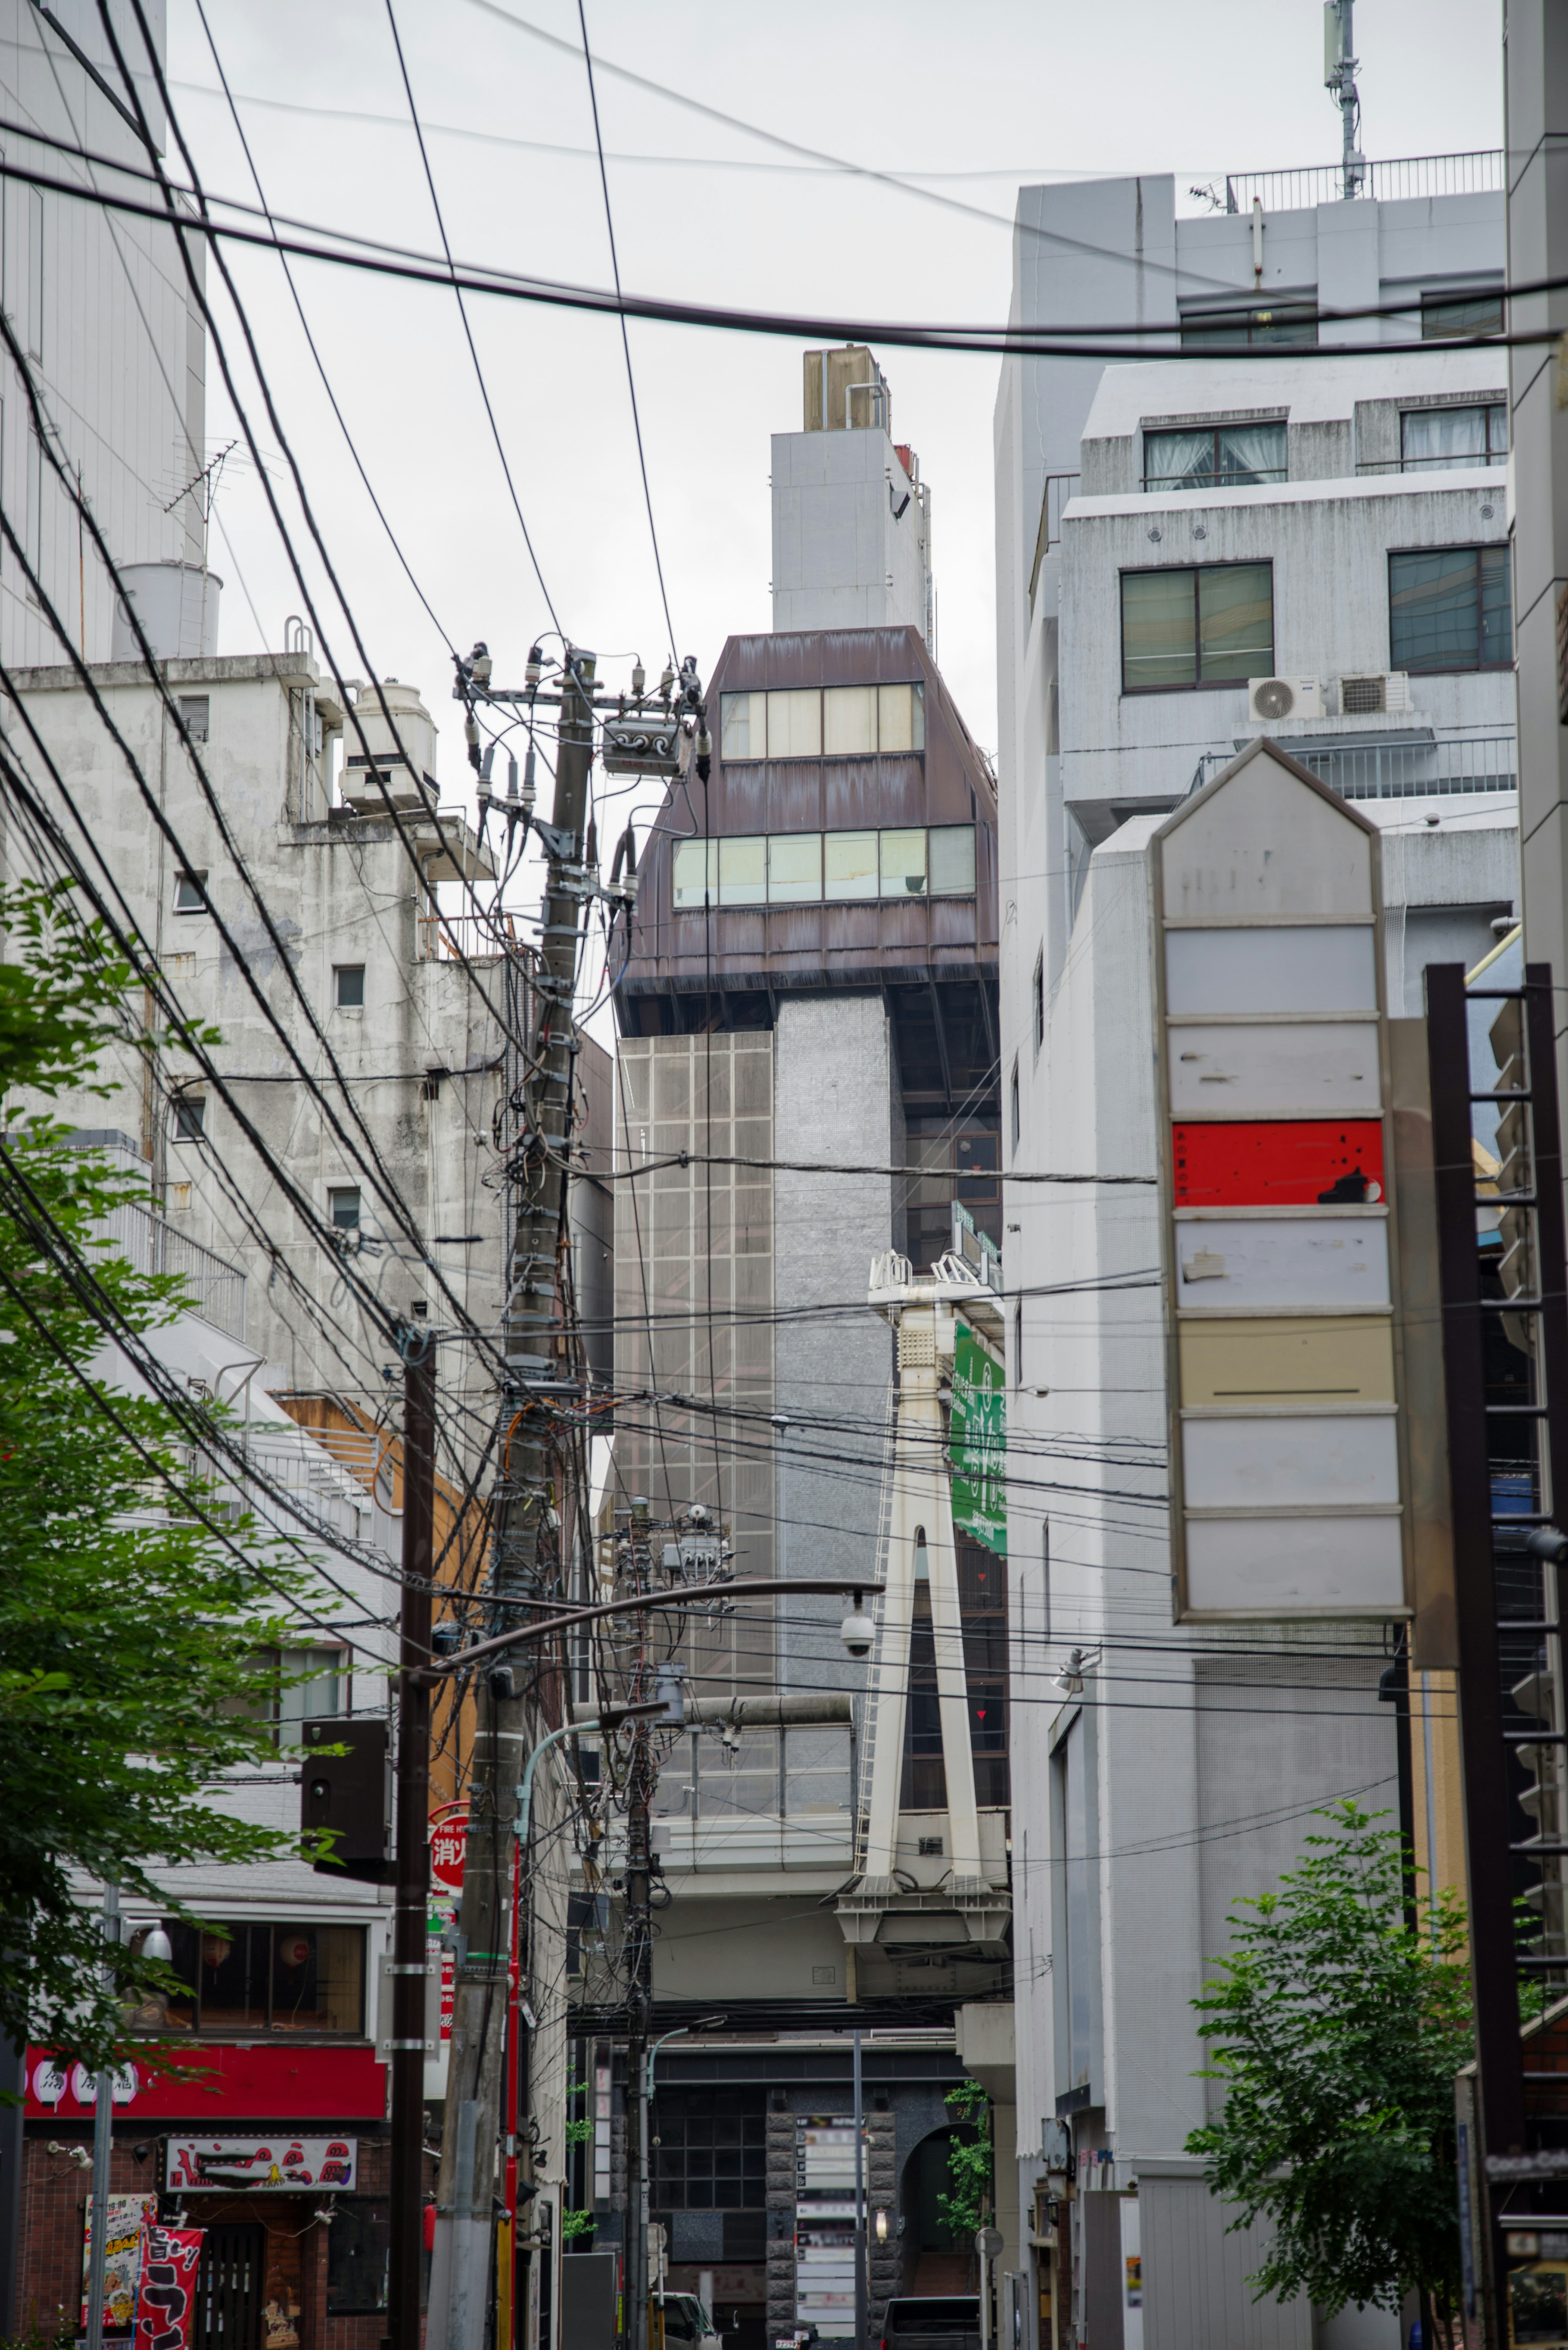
1324,0 -> 1365,200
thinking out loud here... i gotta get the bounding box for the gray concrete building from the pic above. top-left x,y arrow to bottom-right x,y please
996,162 -> 1516,2350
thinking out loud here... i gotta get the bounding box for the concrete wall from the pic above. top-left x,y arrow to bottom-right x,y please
773,992 -> 900,1697
771,426 -> 930,642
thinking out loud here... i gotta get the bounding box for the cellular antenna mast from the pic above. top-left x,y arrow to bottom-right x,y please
1325,0 -> 1365,199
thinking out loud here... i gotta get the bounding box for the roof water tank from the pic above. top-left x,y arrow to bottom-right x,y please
110,562 -> 222,661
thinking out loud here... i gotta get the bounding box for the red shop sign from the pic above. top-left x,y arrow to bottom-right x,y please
26,2041 -> 387,2122
430,1806 -> 468,1893
1171,1119 -> 1385,1209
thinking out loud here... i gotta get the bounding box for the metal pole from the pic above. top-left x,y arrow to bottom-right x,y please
390,1332 -> 436,2350
853,2027 -> 866,2350
84,1883 -> 119,2350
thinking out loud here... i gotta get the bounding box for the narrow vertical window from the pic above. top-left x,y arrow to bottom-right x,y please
1032,950 -> 1045,1055
24,419 -> 40,582
26,187 -> 42,364
1013,1297 -> 1023,1390
1009,1057 -> 1021,1156
1042,1519 -> 1052,1643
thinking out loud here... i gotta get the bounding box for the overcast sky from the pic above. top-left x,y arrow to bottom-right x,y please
172,0 -> 1504,791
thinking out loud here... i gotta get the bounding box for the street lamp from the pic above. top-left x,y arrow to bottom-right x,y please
644,2016 -> 728,2332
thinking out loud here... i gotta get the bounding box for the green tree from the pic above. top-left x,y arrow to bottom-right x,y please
0,883 -> 314,2071
1187,1801 -> 1473,2330
937,2077 -> 993,2239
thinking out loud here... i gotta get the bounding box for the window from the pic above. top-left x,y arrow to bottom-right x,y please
879,828 -> 927,898
327,2200 -> 389,2315
177,694 -> 209,742
154,1920 -> 365,2036
1032,950 -> 1045,1055
672,837 -> 717,909
1041,1519 -> 1052,1643
1399,404 -> 1508,472
765,687 -> 820,758
1422,290 -> 1504,340
1389,545 -> 1512,673
275,1645 -> 343,1741
1010,1057 -> 1020,1155
768,832 -> 821,903
173,870 -> 207,914
329,1186 -> 362,1230
26,186 -> 41,363
652,2085 -> 766,2212
824,830 -> 878,900
1180,303 -> 1316,350
1013,1297 -> 1023,1389
1143,419 -> 1287,492
928,826 -> 976,895
173,1096 -> 205,1142
717,835 -> 766,905
1120,562 -> 1274,693
24,419 -> 39,580
334,964 -> 365,1008
717,681 -> 924,760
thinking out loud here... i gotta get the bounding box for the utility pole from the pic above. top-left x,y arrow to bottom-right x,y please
84,1883 -> 119,2350
430,647 -> 601,2350
390,1329 -> 435,2350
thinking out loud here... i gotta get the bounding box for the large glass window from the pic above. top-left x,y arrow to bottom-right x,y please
767,833 -> 821,903
672,838 -> 717,909
880,829 -> 928,898
717,836 -> 766,905
1120,562 -> 1274,693
1180,304 -> 1317,350
823,831 -> 879,900
1400,403 -> 1508,471
929,826 -> 977,896
765,688 -> 821,759
1389,545 -> 1513,672
653,2086 -> 766,2212
1143,420 -> 1287,491
717,682 -> 924,760
823,684 -> 877,755
1422,290 -> 1504,339
154,1921 -> 365,2035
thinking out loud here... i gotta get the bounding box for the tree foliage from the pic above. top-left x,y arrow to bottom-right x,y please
938,2076 -> 993,2239
1187,1802 -> 1472,2320
0,884 -> 312,2070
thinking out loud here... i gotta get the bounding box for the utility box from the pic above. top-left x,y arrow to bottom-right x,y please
301,1717 -> 393,1883
560,2250 -> 618,2350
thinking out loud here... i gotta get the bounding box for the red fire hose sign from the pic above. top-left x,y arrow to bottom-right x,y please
430,1808 -> 468,1891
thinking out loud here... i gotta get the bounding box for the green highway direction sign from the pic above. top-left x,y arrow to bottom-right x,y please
950,1320 -> 1006,1557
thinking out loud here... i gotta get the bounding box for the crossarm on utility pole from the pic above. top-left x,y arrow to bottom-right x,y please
424,1577 -> 884,1676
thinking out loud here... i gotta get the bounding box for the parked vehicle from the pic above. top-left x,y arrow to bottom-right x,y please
880,2296 -> 983,2350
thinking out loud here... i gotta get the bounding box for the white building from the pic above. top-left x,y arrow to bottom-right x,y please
0,1 -> 214,667
996,167 -> 1518,2350
772,345 -> 933,644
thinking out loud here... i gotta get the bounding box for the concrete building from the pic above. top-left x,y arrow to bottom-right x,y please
996,168 -> 1518,2350
0,1 -> 215,666
580,360 -> 1011,2347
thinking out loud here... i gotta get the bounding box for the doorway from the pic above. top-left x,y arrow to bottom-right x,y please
193,2222 -> 265,2350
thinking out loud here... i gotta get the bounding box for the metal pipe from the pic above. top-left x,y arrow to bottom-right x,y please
84,1883 -> 119,2350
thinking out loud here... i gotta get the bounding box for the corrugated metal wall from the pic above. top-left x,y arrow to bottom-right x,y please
1140,2178 -> 1310,2350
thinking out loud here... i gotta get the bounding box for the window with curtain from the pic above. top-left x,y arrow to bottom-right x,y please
1121,562 -> 1273,693
1389,545 -> 1512,672
1400,404 -> 1508,471
1143,420 -> 1287,491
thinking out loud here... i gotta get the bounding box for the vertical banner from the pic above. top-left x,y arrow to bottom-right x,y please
82,2192 -> 158,2328
950,1319 -> 1007,1555
134,2225 -> 205,2350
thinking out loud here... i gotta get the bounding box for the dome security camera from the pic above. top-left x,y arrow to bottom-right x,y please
840,1596 -> 872,1659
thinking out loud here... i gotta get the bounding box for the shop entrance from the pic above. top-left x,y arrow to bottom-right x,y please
193,2222 -> 265,2350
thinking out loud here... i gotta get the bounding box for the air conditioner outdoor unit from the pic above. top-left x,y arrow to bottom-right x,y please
1339,671 -> 1412,716
1247,676 -> 1323,723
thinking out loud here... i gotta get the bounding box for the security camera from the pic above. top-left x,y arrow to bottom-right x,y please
840,1597 -> 873,1659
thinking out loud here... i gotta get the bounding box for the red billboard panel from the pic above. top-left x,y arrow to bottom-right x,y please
1172,1120 -> 1385,1209
26,2042 -> 386,2121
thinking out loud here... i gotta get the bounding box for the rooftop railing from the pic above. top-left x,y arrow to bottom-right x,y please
104,1199 -> 246,1342
1193,150 -> 1503,216
419,910 -> 523,962
1188,732 -> 1517,802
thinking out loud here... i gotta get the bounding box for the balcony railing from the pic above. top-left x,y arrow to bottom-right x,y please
419,910 -> 523,963
1189,733 -> 1517,802
104,1200 -> 246,1341
1195,150 -> 1503,216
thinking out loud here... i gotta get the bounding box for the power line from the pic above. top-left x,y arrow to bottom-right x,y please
382,0 -> 559,635
573,0 -> 677,665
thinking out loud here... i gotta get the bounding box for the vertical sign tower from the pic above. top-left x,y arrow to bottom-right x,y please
1152,739 -> 1414,1620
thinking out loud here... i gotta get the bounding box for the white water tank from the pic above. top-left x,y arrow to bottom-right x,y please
109,563 -> 222,661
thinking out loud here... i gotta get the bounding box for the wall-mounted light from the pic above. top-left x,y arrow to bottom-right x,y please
875,2210 -> 888,2243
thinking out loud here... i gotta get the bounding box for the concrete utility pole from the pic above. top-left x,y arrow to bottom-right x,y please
429,649 -> 599,2350
83,1883 -> 120,2350
389,1330 -> 435,2350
